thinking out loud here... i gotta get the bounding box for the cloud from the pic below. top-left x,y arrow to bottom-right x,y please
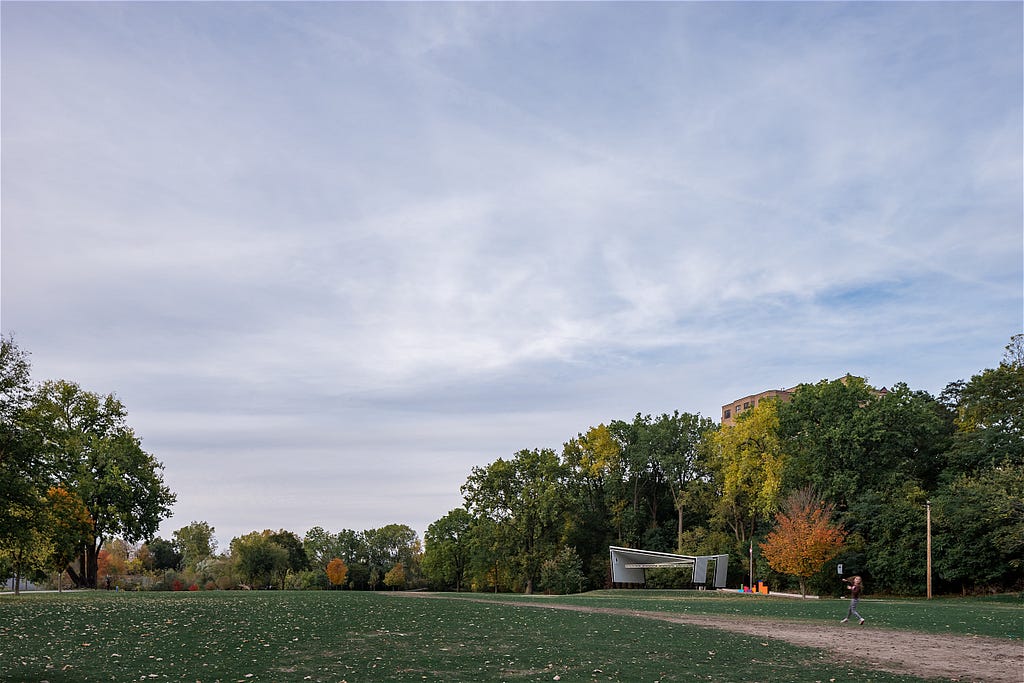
2,2 -> 1020,543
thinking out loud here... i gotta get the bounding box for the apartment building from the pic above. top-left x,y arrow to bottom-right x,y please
720,386 -> 798,426
721,374 -> 887,426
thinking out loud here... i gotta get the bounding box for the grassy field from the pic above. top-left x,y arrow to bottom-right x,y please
0,589 -> 1019,682
465,589 -> 1024,640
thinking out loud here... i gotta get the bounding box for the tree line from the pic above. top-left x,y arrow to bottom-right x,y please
0,334 -> 429,593
3,333 -> 1021,596
97,521 -> 424,592
420,335 -> 1022,596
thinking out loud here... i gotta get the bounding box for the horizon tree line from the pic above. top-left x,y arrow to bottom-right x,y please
2,334 -> 1021,595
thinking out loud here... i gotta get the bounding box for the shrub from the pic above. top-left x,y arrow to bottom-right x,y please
541,546 -> 585,595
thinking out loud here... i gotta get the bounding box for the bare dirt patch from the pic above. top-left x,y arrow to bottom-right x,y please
394,593 -> 1023,683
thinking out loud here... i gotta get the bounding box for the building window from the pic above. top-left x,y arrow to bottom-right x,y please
724,409 -> 731,419
743,402 -> 750,410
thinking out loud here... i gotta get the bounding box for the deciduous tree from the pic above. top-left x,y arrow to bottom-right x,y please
383,562 -> 406,590
649,411 -> 717,552
231,531 -> 288,589
462,448 -> 568,593
760,487 -> 846,597
43,486 -> 93,591
422,508 -> 472,591
325,557 -> 349,588
173,521 -> 217,572
25,380 -> 175,587
147,537 -> 182,571
711,400 -> 785,543
0,336 -> 47,593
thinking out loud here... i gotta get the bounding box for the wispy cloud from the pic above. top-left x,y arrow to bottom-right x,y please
3,2 -> 1020,542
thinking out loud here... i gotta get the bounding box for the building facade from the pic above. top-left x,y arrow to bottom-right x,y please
721,374 -> 887,426
720,386 -> 798,426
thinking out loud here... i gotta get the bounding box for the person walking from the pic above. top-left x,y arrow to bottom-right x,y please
840,575 -> 865,624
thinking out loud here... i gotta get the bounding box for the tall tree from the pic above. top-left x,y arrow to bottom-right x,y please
363,524 -> 419,588
933,465 -> 1024,591
760,487 -> 846,597
230,531 -> 288,589
945,350 -> 1024,474
462,448 -> 567,593
422,508 -> 473,591
560,425 -> 621,586
851,383 -> 952,493
710,400 -> 785,543
930,340 -> 1024,592
268,530 -> 310,570
173,521 -> 217,572
0,335 -> 48,589
43,486 -> 93,592
648,411 -> 717,553
304,526 -> 341,570
607,415 -> 666,548
24,380 -> 176,587
777,377 -> 876,506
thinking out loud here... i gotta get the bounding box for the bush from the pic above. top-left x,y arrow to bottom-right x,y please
541,546 -> 585,595
646,567 -> 694,589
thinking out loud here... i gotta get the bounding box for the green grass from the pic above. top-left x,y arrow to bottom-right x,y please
459,589 -> 1024,640
0,589 -> 1017,682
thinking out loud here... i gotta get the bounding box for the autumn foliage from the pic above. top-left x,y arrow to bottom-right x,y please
760,487 -> 846,597
384,562 -> 406,590
325,558 -> 349,588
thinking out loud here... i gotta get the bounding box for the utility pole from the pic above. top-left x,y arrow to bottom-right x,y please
926,500 -> 932,599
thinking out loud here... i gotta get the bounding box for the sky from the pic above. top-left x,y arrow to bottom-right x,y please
2,2 -> 1021,551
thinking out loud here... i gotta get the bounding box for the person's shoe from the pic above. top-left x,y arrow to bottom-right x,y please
840,618 -> 848,623
859,618 -> 865,625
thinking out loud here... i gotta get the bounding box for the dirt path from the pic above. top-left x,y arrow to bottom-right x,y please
392,593 -> 1023,683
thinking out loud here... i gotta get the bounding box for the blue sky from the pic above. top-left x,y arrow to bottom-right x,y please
3,2 -> 1021,549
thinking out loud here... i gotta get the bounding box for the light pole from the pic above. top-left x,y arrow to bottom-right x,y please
926,500 -> 932,600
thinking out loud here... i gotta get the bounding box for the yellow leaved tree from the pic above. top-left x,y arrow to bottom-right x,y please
711,399 -> 786,543
384,562 -> 406,590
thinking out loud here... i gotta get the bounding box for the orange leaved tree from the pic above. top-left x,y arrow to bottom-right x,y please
326,558 -> 349,589
760,487 -> 846,597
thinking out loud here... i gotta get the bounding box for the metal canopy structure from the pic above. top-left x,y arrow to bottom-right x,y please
609,546 -> 729,588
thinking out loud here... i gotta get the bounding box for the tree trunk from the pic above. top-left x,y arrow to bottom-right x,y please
676,504 -> 684,554
84,546 -> 98,588
68,542 -> 101,588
